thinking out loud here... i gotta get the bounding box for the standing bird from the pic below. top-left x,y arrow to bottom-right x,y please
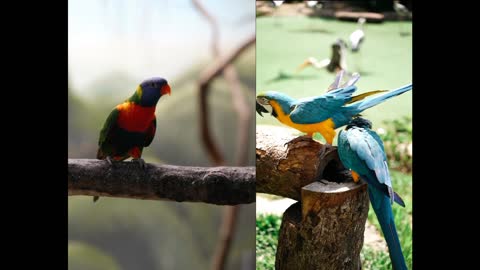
272,1 -> 284,26
296,39 -> 348,73
94,77 -> 171,202
394,0 -> 411,35
337,117 -> 407,270
394,0 -> 410,19
349,17 -> 366,52
256,76 -> 412,155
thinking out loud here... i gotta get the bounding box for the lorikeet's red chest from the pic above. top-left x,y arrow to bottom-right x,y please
116,102 -> 156,132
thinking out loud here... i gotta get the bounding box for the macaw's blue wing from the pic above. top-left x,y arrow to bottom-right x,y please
338,128 -> 405,206
289,85 -> 357,124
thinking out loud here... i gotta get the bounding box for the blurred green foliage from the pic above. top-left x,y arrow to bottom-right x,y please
256,214 -> 282,270
68,241 -> 121,270
378,116 -> 412,172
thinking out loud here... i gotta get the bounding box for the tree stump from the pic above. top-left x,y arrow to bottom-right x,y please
276,181 -> 369,270
256,125 -> 370,269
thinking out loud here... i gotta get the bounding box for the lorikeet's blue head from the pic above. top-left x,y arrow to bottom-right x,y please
137,77 -> 171,107
256,91 -> 295,118
346,117 -> 372,130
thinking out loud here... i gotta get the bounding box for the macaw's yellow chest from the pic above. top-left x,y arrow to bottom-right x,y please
270,100 -> 336,143
116,102 -> 155,132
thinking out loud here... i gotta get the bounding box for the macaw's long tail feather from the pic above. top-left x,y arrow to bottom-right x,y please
347,90 -> 388,104
354,83 -> 412,112
368,185 -> 408,270
393,191 -> 406,207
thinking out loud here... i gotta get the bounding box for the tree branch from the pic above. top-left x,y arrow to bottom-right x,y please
68,159 -> 255,205
197,35 -> 255,165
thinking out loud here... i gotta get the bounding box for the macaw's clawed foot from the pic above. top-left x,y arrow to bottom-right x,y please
132,158 -> 146,170
284,135 -> 314,147
318,143 -> 336,160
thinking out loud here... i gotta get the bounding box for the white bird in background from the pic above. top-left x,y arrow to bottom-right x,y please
296,39 -> 348,73
306,1 -> 318,8
393,0 -> 410,19
272,1 -> 284,26
349,17 -> 366,52
394,0 -> 411,35
273,1 -> 284,8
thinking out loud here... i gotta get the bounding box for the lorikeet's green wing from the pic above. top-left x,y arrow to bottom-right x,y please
97,108 -> 120,159
289,86 -> 358,124
144,116 -> 156,147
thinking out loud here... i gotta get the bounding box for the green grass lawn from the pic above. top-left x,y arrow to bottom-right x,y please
256,16 -> 412,128
256,171 -> 412,270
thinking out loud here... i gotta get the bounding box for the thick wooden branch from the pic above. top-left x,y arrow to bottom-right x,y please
68,159 -> 255,205
256,125 -> 352,200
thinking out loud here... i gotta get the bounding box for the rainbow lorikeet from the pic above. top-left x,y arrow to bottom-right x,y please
256,74 -> 412,159
337,117 -> 407,270
94,77 -> 171,202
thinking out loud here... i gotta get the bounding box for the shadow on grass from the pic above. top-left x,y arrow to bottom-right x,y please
265,71 -> 318,84
288,28 -> 334,34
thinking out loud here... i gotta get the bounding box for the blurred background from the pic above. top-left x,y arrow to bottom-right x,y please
68,0 -> 255,269
255,1 -> 412,269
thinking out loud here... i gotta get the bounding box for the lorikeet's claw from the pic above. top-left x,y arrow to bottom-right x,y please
105,157 -> 115,167
319,143 -> 335,160
284,135 -> 314,147
132,158 -> 146,170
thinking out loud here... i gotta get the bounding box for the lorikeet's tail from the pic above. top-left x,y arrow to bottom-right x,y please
97,148 -> 105,160
368,185 -> 408,270
353,83 -> 412,112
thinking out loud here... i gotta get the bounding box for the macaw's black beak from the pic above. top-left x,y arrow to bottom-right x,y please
256,101 -> 268,117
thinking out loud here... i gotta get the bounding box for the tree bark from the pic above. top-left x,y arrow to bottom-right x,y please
68,159 -> 255,205
256,125 -> 352,200
276,181 -> 369,270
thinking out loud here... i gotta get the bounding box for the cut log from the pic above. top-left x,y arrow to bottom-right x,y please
276,181 -> 369,270
256,125 -> 351,200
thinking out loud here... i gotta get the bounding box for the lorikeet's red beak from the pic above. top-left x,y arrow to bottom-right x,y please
161,84 -> 171,96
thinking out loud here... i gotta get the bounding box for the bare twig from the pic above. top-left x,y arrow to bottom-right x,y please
193,1 -> 255,270
197,35 -> 255,165
223,66 -> 252,166
211,205 -> 240,270
68,159 -> 255,205
192,0 -> 219,56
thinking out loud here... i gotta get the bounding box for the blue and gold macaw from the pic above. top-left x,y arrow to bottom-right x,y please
256,74 -> 412,155
337,117 -> 407,270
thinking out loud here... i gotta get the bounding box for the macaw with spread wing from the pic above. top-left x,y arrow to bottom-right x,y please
337,117 -> 407,270
256,72 -> 412,155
